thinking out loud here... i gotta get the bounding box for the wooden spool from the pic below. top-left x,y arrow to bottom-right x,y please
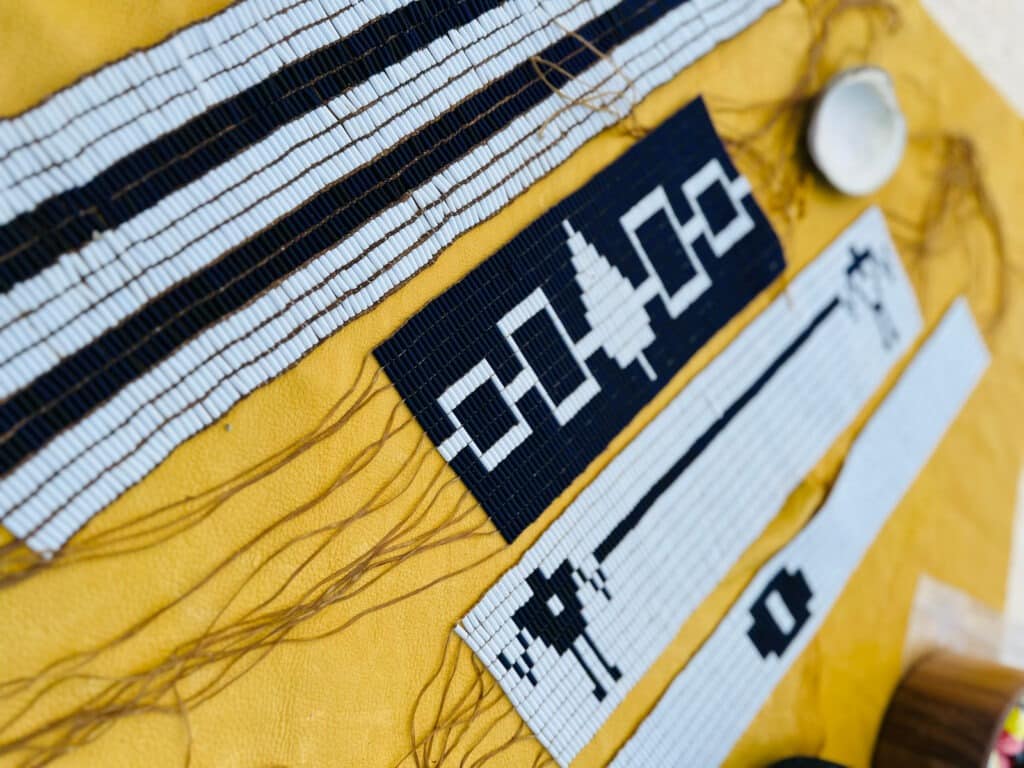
873,650 -> 1024,767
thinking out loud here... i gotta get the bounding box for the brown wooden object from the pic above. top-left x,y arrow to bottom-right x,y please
873,650 -> 1024,767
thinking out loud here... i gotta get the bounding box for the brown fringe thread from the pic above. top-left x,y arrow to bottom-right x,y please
399,634 -> 554,768
1,2 -> 1017,766
711,0 -> 1014,329
0,354 -> 390,584
885,132 -> 1014,330
531,20 -> 650,141
0,352 -> 506,767
714,0 -> 903,231
398,4 -> 1019,766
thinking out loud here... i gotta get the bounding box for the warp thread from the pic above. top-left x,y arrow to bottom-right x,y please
400,635 -> 554,768
0,352 -> 504,766
715,0 -> 903,230
886,132 -> 1013,329
0,1 -> 1017,766
401,2 -> 1018,766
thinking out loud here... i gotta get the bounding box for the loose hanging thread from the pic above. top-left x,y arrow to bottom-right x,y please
0,353 -> 390,584
0,351 -> 507,766
531,21 -> 650,141
709,0 -> 1013,329
398,4 -> 1019,766
1,2 -> 1018,766
400,634 -> 554,768
714,0 -> 903,229
886,132 -> 1015,330
0,22 -> 677,760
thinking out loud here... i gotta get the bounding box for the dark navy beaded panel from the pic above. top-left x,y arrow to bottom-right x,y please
375,98 -> 785,541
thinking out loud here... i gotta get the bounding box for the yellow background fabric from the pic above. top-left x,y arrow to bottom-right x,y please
1,1 -> 1022,766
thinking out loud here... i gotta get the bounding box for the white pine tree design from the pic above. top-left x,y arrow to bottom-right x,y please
564,219 -> 657,381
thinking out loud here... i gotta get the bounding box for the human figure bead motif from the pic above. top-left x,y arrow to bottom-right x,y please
501,561 -> 620,701
845,245 -> 900,350
456,208 -> 925,768
491,242 -> 907,702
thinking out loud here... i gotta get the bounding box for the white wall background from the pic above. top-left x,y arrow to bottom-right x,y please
921,0 -> 1024,116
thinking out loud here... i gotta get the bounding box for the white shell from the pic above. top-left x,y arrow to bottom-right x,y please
807,67 -> 907,196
